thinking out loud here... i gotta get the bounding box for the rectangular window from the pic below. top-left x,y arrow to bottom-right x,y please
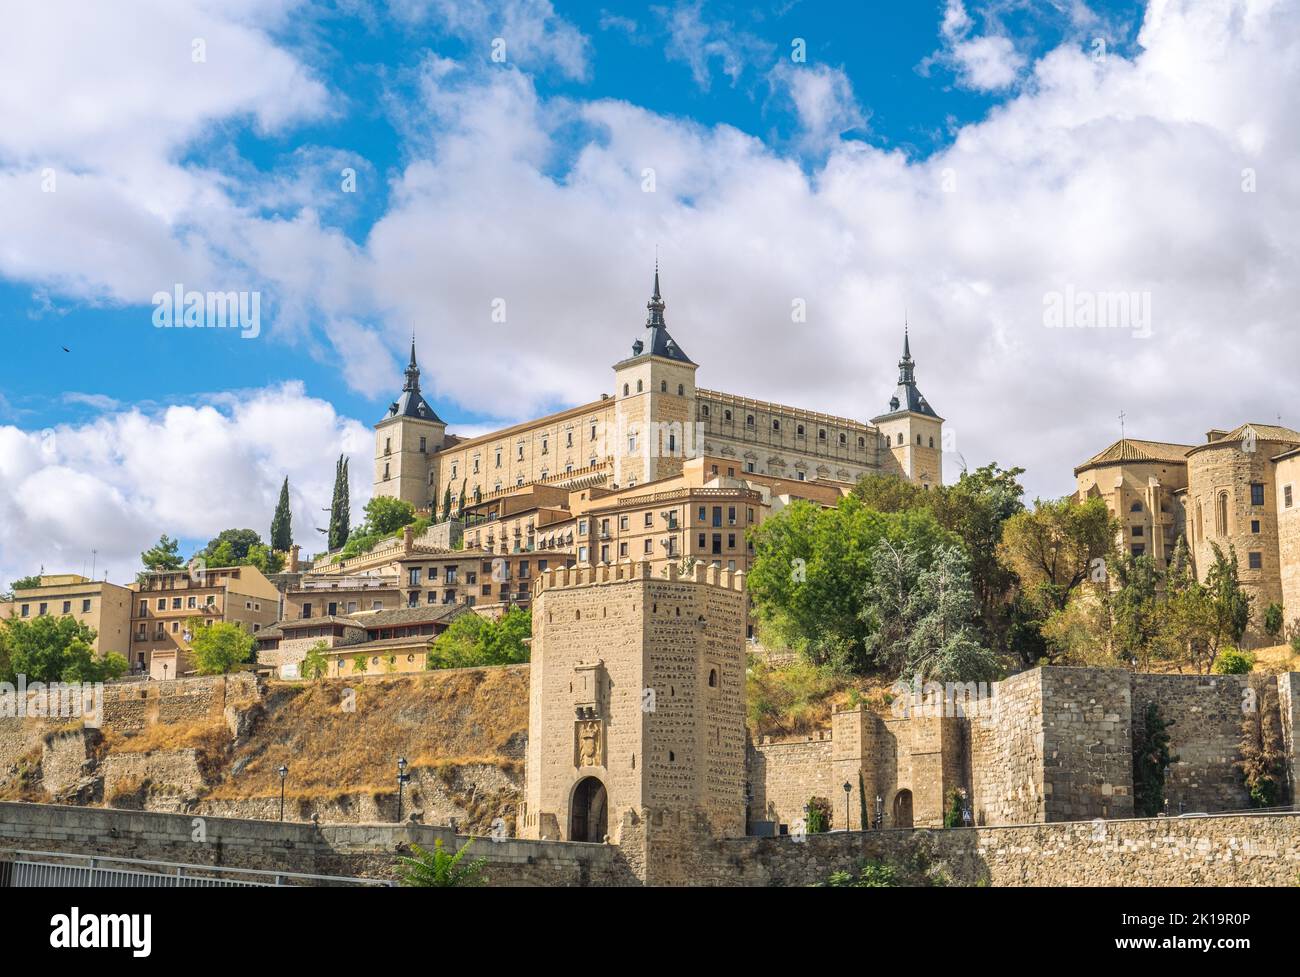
600,545 -> 609,562
188,596 -> 197,608
82,599 -> 91,613
327,601 -> 338,616
62,600 -> 71,613
644,512 -> 653,527
1130,544 -> 1145,557
697,533 -> 706,549
1285,485 -> 1294,508
619,542 -> 628,557
1132,525 -> 1143,537
408,568 -> 421,586
712,533 -> 722,555
157,598 -> 166,610
419,436 -> 426,453
1249,551 -> 1263,570
20,604 -> 29,618
171,597 -> 182,609
1251,519 -> 1260,534
712,506 -> 722,528
727,534 -> 736,549
1251,482 -> 1265,506
728,506 -> 736,524
643,539 -> 653,554
619,515 -> 629,530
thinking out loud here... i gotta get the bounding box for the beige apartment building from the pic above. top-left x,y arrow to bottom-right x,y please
255,603 -> 467,677
372,269 -> 943,517
0,575 -> 133,659
130,565 -> 281,679
1076,423 -> 1300,639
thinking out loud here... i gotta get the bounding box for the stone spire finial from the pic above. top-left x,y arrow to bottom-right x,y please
646,260 -> 665,328
403,336 -> 421,393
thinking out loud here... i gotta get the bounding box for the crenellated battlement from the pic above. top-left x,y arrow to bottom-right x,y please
533,559 -> 746,597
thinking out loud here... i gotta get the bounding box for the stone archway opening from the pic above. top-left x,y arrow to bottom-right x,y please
570,776 -> 608,842
892,789 -> 914,829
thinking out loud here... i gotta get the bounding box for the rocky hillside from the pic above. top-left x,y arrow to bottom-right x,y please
0,667 -> 529,833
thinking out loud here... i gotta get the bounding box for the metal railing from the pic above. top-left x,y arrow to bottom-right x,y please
0,849 -> 393,888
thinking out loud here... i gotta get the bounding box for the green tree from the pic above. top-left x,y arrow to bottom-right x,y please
186,619 -> 254,675
441,482 -> 452,522
427,610 -> 531,670
196,531 -> 283,575
1263,603 -> 1284,644
1206,543 -> 1252,652
1,575 -> 41,602
300,641 -> 329,680
270,477 -> 293,551
360,496 -> 417,537
855,464 -> 1026,647
903,545 -> 1001,682
140,534 -> 183,574
457,479 -> 467,520
1109,553 -> 1163,669
746,496 -> 956,673
397,839 -> 486,887
327,454 -> 351,552
0,616 -> 127,684
997,496 -> 1117,665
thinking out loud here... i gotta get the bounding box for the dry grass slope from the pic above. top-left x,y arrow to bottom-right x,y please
207,666 -> 530,801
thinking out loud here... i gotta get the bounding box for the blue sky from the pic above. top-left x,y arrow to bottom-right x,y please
0,0 -> 1295,585
0,0 -> 1146,435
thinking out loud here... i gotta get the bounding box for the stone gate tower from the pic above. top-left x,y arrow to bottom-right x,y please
520,560 -> 747,843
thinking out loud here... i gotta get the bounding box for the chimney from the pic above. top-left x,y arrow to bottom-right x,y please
402,525 -> 415,555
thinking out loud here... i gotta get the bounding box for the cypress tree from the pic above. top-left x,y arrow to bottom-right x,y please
441,482 -> 452,523
270,477 -> 293,551
328,455 -> 351,551
456,479 -> 467,520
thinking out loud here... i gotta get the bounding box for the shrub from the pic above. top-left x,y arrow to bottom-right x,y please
1133,701 -> 1177,817
1213,647 -> 1255,675
805,796 -> 832,834
300,641 -> 329,680
943,787 -> 968,828
821,859 -> 901,887
1238,676 -> 1286,808
396,839 -> 486,887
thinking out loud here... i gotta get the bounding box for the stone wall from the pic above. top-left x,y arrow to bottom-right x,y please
99,672 -> 260,734
1131,673 -> 1251,814
0,800 -> 639,886
747,735 -> 833,828
640,808 -> 1300,887
2,799 -> 1298,887
1039,668 -> 1134,821
968,669 -> 1046,825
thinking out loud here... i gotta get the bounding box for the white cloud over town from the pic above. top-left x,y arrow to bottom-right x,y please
1,0 -> 1298,587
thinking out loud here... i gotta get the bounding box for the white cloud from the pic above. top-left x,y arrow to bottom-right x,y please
657,0 -> 776,90
768,63 -> 867,151
388,0 -> 590,81
927,0 -> 1029,91
0,384 -> 371,589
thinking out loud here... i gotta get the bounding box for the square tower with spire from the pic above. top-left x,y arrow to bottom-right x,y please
610,265 -> 699,488
373,338 -> 447,509
871,328 -> 944,489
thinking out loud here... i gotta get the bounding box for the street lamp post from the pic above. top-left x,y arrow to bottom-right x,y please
396,757 -> 410,822
278,764 -> 288,822
842,782 -> 852,832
